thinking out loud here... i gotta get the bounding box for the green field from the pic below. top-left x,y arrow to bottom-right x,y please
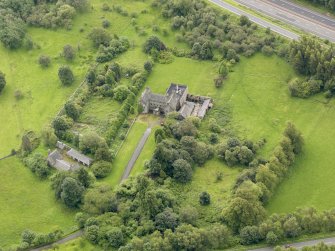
0,157 -> 76,247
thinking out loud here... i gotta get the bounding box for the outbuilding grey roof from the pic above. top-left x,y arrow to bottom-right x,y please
48,149 -> 62,162
198,99 -> 211,119
67,149 -> 93,166
179,101 -> 195,119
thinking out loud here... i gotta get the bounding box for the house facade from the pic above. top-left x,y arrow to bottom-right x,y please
141,83 -> 212,119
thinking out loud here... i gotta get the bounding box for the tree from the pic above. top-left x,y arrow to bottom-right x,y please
41,126 -> 57,148
223,197 -> 266,232
64,101 -> 80,121
88,28 -> 111,48
83,185 -> 118,214
283,217 -> 301,238
199,191 -> 211,205
144,60 -> 153,73
0,12 -> 25,49
219,61 -> 229,78
38,55 -> 51,68
179,206 -> 198,225
284,122 -> 304,154
155,208 -> 179,231
60,177 -> 84,208
79,131 -> 106,154
105,227 -> 124,248
200,42 -> 213,60
58,65 -> 74,85
172,159 -> 192,183
24,153 -> 50,179
113,85 -> 130,102
63,44 -> 75,61
75,167 -> 92,188
91,161 -> 112,178
143,36 -> 166,54
266,231 -> 279,245
240,226 -> 260,245
0,71 -> 6,94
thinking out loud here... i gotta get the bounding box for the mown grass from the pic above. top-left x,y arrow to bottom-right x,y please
101,120 -> 148,187
0,157 -> 77,248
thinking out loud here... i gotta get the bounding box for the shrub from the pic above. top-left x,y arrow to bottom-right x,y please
63,44 -> 76,61
91,161 -> 112,178
58,66 -> 74,85
102,19 -> 111,28
24,153 -> 50,179
14,89 -> 23,100
38,55 -> 51,67
88,28 -> 111,48
144,60 -> 153,73
0,71 -> 6,94
199,191 -> 211,205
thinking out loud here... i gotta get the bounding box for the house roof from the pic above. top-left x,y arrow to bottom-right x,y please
166,83 -> 187,97
67,149 -> 93,165
179,101 -> 195,118
55,159 -> 72,171
198,99 -> 211,119
48,149 -> 62,162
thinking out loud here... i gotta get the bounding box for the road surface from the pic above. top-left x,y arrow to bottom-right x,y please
209,0 -> 300,40
249,237 -> 335,250
234,0 -> 335,42
121,127 -> 152,180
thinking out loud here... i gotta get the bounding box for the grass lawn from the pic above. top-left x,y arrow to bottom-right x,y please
101,120 -> 148,187
0,157 -> 77,248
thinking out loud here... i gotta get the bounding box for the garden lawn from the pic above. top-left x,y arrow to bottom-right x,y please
0,157 -> 76,248
101,120 -> 148,187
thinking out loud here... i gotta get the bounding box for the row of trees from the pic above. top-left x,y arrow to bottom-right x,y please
223,122 -> 304,232
239,207 -> 335,246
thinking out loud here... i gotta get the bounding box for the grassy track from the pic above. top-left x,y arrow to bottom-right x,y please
0,157 -> 76,247
101,121 -> 148,187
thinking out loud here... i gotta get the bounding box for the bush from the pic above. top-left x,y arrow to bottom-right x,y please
0,71 -> 6,94
102,19 -> 111,28
199,191 -> 211,205
63,44 -> 76,61
262,45 -> 274,56
88,28 -> 111,48
91,161 -> 112,178
38,55 -> 51,67
24,153 -> 50,179
14,89 -> 23,100
58,66 -> 74,85
289,78 -> 322,98
144,60 -> 153,73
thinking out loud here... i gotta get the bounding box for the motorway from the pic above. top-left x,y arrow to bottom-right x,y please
234,0 -> 335,42
209,0 -> 300,40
